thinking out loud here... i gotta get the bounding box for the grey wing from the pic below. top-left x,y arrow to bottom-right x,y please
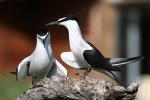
55,60 -> 67,76
61,52 -> 81,68
46,60 -> 67,77
17,56 -> 31,80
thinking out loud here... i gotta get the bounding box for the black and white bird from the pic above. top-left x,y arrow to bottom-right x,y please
13,29 -> 67,84
46,15 -> 144,86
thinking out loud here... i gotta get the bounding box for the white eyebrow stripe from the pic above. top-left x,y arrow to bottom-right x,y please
58,17 -> 66,21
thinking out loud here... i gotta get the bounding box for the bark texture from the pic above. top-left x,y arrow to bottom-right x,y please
17,75 -> 139,100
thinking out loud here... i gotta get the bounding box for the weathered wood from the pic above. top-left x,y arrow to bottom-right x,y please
17,75 -> 139,100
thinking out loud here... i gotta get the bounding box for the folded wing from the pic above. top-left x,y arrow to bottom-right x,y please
61,52 -> 81,68
55,60 -> 68,76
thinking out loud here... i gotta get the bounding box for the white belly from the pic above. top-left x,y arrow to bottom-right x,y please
69,33 -> 93,68
70,42 -> 92,68
29,48 -> 51,77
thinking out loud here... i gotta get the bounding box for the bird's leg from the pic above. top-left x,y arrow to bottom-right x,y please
75,68 -> 85,75
32,78 -> 36,85
78,67 -> 91,79
76,69 -> 87,78
84,66 -> 91,76
32,76 -> 39,85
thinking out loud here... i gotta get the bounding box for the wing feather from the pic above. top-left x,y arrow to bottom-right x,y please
109,56 -> 144,66
17,56 -> 31,80
83,42 -> 122,71
55,60 -> 68,76
61,52 -> 81,68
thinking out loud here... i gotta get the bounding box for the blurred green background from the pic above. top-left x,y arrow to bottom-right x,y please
0,73 -> 30,100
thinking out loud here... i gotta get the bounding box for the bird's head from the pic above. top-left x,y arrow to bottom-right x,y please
46,15 -> 79,28
36,28 -> 50,48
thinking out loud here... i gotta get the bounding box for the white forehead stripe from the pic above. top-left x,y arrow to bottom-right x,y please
58,17 -> 67,21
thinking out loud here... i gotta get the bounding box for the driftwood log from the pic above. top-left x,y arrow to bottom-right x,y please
17,75 -> 139,100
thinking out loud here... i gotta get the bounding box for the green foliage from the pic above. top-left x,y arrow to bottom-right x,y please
0,73 -> 30,100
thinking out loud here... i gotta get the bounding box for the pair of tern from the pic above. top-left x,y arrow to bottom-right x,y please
14,15 -> 143,86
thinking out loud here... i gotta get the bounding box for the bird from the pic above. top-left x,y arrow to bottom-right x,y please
11,29 -> 67,84
46,15 -> 144,86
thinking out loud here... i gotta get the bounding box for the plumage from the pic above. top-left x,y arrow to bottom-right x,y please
46,15 -> 144,86
61,52 -> 80,68
109,56 -> 144,66
55,60 -> 67,76
15,30 -> 67,84
17,56 -> 31,80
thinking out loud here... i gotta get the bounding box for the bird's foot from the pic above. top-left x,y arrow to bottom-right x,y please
79,73 -> 87,79
75,72 -> 80,75
75,72 -> 87,79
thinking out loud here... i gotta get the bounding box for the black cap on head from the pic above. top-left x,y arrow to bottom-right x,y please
37,27 -> 49,36
45,15 -> 80,27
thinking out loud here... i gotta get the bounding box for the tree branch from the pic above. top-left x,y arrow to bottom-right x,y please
17,75 -> 139,100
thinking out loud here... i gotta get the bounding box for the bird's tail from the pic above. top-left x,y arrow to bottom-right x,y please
10,72 -> 16,74
108,71 -> 126,87
109,56 -> 144,67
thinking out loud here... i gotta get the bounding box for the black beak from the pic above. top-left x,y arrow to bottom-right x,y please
37,27 -> 49,36
37,35 -> 47,48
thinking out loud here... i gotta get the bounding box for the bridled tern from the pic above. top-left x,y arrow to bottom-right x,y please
13,29 -> 67,84
46,15 -> 144,86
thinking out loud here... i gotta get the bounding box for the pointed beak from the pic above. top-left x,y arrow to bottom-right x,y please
37,34 -> 43,40
37,35 -> 46,48
37,32 -> 49,48
45,21 -> 59,27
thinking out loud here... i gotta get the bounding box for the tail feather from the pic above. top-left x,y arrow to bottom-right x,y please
10,72 -> 16,74
109,56 -> 144,66
108,71 -> 126,87
105,66 -> 123,71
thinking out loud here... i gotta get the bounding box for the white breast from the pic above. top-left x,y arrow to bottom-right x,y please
70,38 -> 93,68
63,20 -> 93,68
29,43 -> 51,77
